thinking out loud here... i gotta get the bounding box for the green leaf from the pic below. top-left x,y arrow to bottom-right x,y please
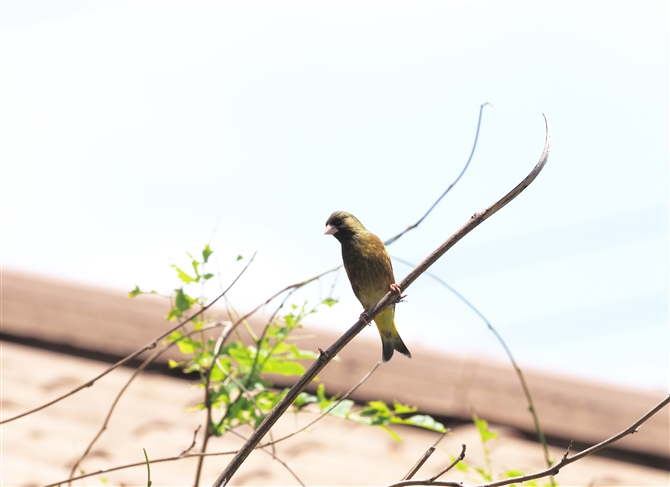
378,424 -> 402,442
236,254 -> 243,261
176,337 -> 197,355
203,273 -> 214,280
322,297 -> 338,307
327,399 -> 354,419
504,470 -> 525,478
174,288 -> 195,313
473,414 -> 499,443
212,357 -> 230,376
167,331 -> 183,342
393,401 -> 417,414
166,308 -> 181,321
267,323 -> 290,340
257,389 -> 287,411
273,343 -> 320,360
171,264 -> 197,284
392,414 -> 447,433
228,344 -> 254,368
367,401 -> 391,416
262,358 -> 305,376
316,383 -> 330,409
202,245 -> 213,263
167,359 -> 179,369
184,253 -> 201,279
129,285 -> 142,298
228,396 -> 254,424
248,375 -> 273,391
294,392 -> 318,410
475,467 -> 492,481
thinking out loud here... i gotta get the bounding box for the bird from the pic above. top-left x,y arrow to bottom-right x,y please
324,211 -> 411,362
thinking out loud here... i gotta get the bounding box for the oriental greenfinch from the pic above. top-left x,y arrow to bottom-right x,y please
324,211 -> 411,362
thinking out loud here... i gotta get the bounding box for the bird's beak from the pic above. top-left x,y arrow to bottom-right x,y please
324,224 -> 338,235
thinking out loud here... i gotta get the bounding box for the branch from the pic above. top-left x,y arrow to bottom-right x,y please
224,428 -> 306,487
429,444 -> 467,482
475,394 -> 670,487
274,361 -> 382,443
211,114 -> 552,486
180,425 -> 201,456
68,320 -> 230,479
1,253 -> 257,425
385,102 -> 491,246
391,256 -> 553,472
44,363 -> 382,486
403,432 -> 450,480
387,395 -> 670,487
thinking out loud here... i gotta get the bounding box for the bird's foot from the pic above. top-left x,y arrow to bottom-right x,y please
359,311 -> 372,326
390,283 -> 407,302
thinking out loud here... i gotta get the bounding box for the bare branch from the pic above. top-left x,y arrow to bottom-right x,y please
44,449 -> 240,487
269,361 -> 382,444
194,321 -> 234,487
66,320 -> 230,480
429,444 -> 467,481
391,256 -> 553,472
1,253 -> 257,425
385,102 -> 491,246
224,428 -> 306,487
44,362 -> 382,487
403,431 -> 450,480
404,447 -> 436,481
180,425 -> 202,456
68,339 -> 172,479
473,395 -> 670,487
387,395 -> 669,487
211,114 -> 552,487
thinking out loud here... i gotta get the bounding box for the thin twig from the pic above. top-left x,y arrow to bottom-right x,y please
193,321 -> 234,487
191,268 -> 337,485
403,432 -> 451,480
143,448 -> 152,487
224,428 -> 306,487
386,395 -> 670,487
385,102 -> 491,246
404,448 -> 436,481
180,425 -> 202,456
221,266 -> 340,341
428,444 -> 466,481
66,320 -> 230,482
68,340 -> 169,481
391,256 -> 553,474
278,361 -> 382,442
44,363 -> 382,487
474,395 -> 670,487
1,253 -> 257,425
44,449 -> 240,487
211,114 -> 552,487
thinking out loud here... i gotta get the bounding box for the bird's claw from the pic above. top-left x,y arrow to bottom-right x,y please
390,283 -> 407,302
359,311 -> 372,326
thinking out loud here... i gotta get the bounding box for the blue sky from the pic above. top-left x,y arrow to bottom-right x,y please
2,1 -> 668,391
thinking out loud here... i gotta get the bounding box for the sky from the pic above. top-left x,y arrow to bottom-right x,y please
1,1 -> 668,392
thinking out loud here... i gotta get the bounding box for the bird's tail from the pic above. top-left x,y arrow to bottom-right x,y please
380,319 -> 412,363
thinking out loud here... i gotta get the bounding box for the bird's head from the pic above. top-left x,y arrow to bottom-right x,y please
324,211 -> 367,242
